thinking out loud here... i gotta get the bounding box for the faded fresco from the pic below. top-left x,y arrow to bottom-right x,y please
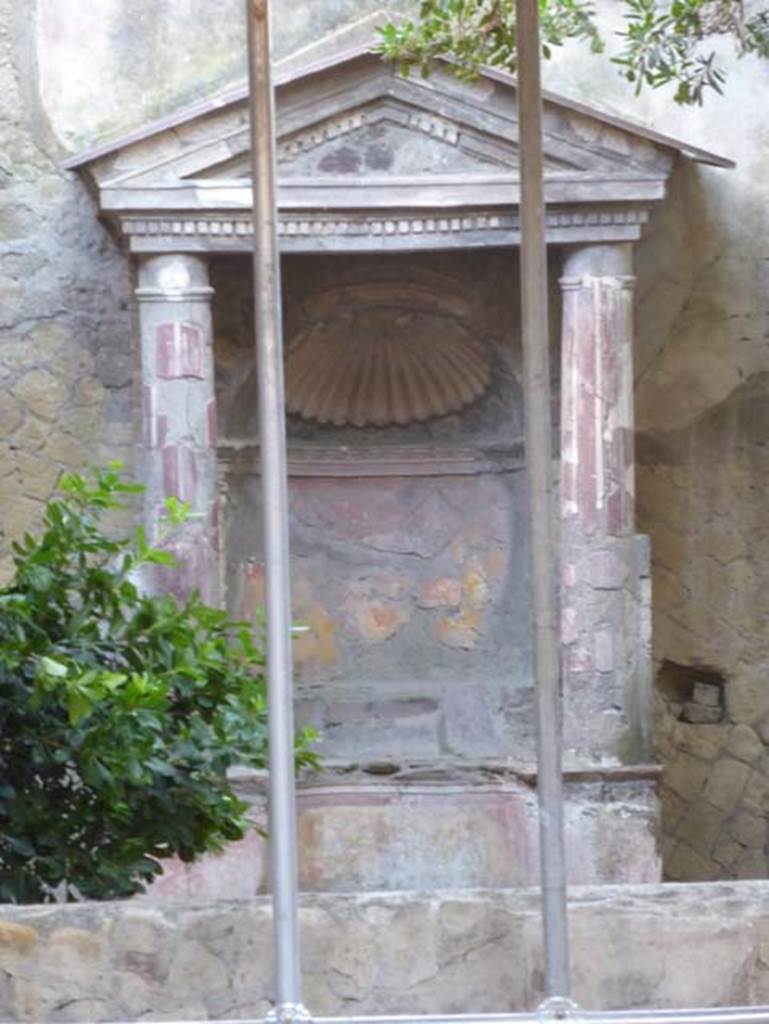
3,0 -> 769,885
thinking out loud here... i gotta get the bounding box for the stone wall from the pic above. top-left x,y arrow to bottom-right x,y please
2,882 -> 769,1020
538,7 -> 769,879
0,0 -> 134,584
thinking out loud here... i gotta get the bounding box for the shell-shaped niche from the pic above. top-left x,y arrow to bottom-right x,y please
285,282 -> 491,428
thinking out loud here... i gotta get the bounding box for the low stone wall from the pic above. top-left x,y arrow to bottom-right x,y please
2,881 -> 769,1021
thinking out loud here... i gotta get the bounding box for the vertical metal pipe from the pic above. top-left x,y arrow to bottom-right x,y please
515,0 -> 571,1000
246,0 -> 306,1016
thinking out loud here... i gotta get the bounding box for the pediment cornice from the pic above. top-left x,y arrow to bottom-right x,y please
67,44 -> 732,255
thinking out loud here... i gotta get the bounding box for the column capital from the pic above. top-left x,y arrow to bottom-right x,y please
136,253 -> 214,303
560,241 -> 634,281
559,274 -> 635,292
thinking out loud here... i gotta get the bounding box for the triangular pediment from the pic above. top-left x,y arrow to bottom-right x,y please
66,26 -> 731,253
191,95 -> 592,182
75,48 -> 690,192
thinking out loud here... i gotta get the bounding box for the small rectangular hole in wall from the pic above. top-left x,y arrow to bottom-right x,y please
655,659 -> 726,724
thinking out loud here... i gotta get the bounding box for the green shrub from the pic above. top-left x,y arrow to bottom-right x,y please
0,463 -> 316,903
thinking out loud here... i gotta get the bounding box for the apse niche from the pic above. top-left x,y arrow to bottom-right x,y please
216,250 -> 537,762
212,250 -> 524,452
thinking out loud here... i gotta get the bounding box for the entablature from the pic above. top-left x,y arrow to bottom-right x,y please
66,43 -> 732,256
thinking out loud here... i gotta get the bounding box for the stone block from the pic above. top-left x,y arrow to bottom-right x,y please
15,452 -> 60,501
660,786 -> 687,833
675,802 -> 722,856
675,722 -> 725,762
10,881 -> 769,1015
43,432 -> 92,469
704,757 -> 752,810
0,393 -> 23,436
726,669 -> 769,726
712,839 -> 743,869
693,681 -> 722,707
0,922 -> 38,954
742,771 -> 769,816
0,494 -> 42,542
727,723 -> 764,765
681,701 -> 722,724
665,752 -> 709,800
167,939 -> 228,995
111,910 -> 174,984
12,369 -> 69,422
734,849 -> 767,880
665,842 -> 720,881
731,811 -> 767,849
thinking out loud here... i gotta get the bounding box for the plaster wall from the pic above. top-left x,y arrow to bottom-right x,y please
2,0 -> 769,879
213,250 -> 533,761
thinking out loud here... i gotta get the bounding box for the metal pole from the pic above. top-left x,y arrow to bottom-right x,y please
246,0 -> 307,1018
515,0 -> 571,999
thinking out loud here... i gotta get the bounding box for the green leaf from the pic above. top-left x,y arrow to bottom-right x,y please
67,689 -> 93,725
39,656 -> 69,678
0,462 -> 314,902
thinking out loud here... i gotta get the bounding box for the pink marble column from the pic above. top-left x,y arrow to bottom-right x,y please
135,254 -> 221,606
559,244 -> 650,762
560,244 -> 635,542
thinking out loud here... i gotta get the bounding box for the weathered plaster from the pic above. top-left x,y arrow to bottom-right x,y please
214,250 -> 532,762
5,0 -> 769,880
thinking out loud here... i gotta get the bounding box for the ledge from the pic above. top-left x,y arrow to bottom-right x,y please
217,442 -> 526,477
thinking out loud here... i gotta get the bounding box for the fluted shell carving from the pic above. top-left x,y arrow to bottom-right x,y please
285,282 -> 490,427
